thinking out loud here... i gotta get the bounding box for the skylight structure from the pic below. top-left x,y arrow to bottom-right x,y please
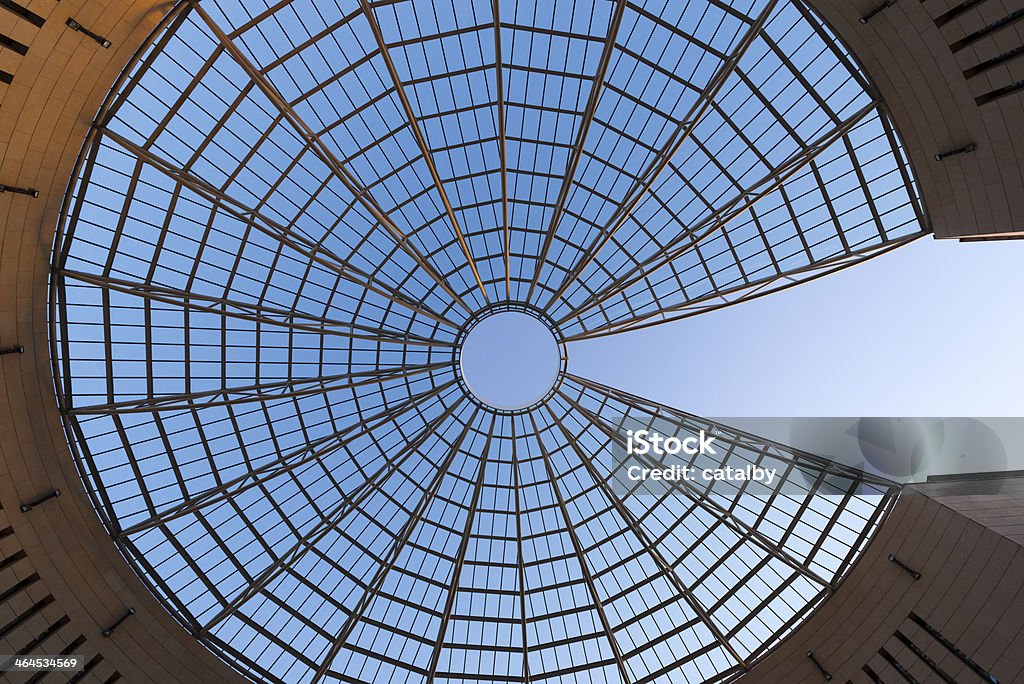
50,0 -> 922,681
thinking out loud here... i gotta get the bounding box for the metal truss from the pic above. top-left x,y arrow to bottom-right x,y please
50,0 -> 922,682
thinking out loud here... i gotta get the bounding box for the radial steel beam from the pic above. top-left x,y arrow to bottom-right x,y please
190,1 -> 476,316
561,376 -> 867,590
118,380 -> 459,540
510,418 -> 531,683
424,420 -> 494,682
524,0 -> 626,304
541,0 -> 779,314
564,230 -> 924,339
565,376 -> 843,585
93,0 -> 196,129
61,269 -> 449,348
555,99 -> 882,327
197,394 -> 467,637
575,373 -> 898,490
543,404 -> 748,671
492,0 -> 511,299
358,0 -> 490,303
527,412 -> 633,684
66,361 -> 448,415
310,411 -> 485,684
97,128 -> 456,329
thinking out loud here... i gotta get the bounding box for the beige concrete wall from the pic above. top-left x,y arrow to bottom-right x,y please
0,1 -> 242,681
808,0 -> 1024,239
740,478 -> 1024,682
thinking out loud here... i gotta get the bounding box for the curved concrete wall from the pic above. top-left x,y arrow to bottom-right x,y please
810,0 -> 1024,239
740,478 -> 1024,682
0,1 -> 242,681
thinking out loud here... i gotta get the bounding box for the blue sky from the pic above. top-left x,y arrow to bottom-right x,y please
570,236 -> 1024,417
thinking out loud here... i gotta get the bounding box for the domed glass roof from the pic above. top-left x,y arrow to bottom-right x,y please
50,0 -> 920,681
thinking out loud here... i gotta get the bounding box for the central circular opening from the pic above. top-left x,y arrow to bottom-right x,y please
459,311 -> 561,410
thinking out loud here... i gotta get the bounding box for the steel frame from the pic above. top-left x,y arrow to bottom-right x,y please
49,0 -> 921,682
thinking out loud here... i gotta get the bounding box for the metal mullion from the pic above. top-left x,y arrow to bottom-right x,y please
116,537 -> 203,634
734,67 -> 806,149
158,520 -> 235,610
118,381 -> 460,539
565,232 -> 923,339
311,412 -> 485,684
191,503 -> 262,589
403,62 -> 491,90
576,376 -> 895,489
236,607 -> 320,668
556,98 -> 879,328
414,98 -> 491,124
499,22 -> 609,44
506,134 -> 573,150
337,123 -> 414,171
99,129 -> 454,328
841,129 -> 889,240
612,43 -> 704,101
623,1 -> 728,59
681,111 -> 786,284
421,419 -> 494,683
200,404 -> 298,574
797,475 -> 860,571
790,0 -> 872,93
358,0 -> 490,302
577,132 -> 741,307
60,270 -> 440,347
620,620 -> 713,664
489,0 -> 511,299
758,29 -> 839,124
191,1 -> 476,316
149,413 -> 192,505
541,1 -> 779,313
748,205 -> 785,275
526,0 -> 625,303
260,587 -> 338,644
288,50 -> 383,110
53,136 -> 105,407
722,570 -> 803,639
327,641 -> 431,679
256,395 -> 337,537
258,8 -> 364,73
564,375 -> 838,591
144,43 -> 230,152
508,416 -> 530,680
226,0 -> 302,39
382,20 -> 492,50
775,182 -> 818,264
107,414 -> 161,523
876,103 -> 929,230
101,157 -> 146,278
831,490 -> 898,585
96,1 -> 196,128
547,396 -> 749,670
281,563 -> 404,622
221,107 -> 306,215
196,393 -> 466,636
66,361 -> 450,415
635,645 -> 740,684
525,412 -> 632,684
100,288 -> 116,407
202,631 -> 288,684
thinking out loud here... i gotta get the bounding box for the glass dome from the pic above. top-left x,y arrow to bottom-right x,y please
50,0 -> 920,681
